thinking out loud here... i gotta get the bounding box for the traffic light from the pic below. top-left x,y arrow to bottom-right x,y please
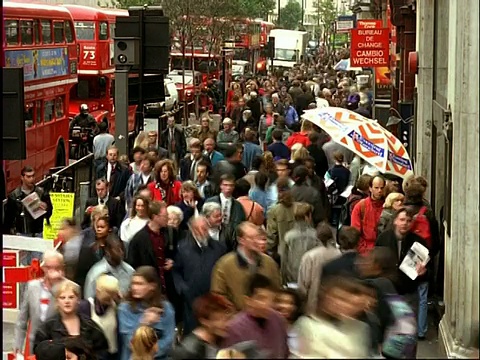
3,68 -> 26,160
114,37 -> 140,66
267,37 -> 275,59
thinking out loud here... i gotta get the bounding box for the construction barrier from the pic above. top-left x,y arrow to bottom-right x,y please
3,235 -> 61,360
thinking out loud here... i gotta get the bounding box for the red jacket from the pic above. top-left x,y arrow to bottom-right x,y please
350,197 -> 384,254
285,131 -> 311,149
148,180 -> 182,206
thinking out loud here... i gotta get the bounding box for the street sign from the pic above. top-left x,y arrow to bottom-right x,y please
350,28 -> 389,67
336,15 -> 355,33
357,19 -> 383,29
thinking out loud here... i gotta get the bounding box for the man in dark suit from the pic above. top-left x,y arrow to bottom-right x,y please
179,142 -> 211,182
307,131 -> 329,179
95,145 -> 131,202
160,116 -> 186,168
202,201 -> 236,252
205,174 -> 246,231
82,178 -> 125,229
172,216 -> 226,335
127,201 -> 181,320
196,160 -> 216,199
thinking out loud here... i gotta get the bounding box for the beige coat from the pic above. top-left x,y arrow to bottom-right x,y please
297,244 -> 342,314
211,251 -> 281,311
266,203 -> 295,260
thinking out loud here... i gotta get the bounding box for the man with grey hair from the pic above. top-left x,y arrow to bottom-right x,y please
216,118 -> 239,153
172,215 -> 226,335
202,202 -> 236,252
15,250 -> 66,354
271,93 -> 285,115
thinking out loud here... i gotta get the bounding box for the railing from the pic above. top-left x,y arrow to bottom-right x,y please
2,153 -> 95,225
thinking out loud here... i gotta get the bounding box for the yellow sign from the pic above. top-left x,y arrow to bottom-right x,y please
43,192 -> 75,240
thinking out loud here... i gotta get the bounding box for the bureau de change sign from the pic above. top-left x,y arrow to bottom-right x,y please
350,28 -> 389,67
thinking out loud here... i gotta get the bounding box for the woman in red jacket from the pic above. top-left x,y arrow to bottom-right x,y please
286,120 -> 313,149
148,159 -> 182,205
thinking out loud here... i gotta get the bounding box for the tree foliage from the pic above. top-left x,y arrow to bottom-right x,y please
312,0 -> 337,56
277,0 -> 302,30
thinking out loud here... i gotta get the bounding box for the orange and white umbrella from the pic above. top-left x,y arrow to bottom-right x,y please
302,107 -> 414,179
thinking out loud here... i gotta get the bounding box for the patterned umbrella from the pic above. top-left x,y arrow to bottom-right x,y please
333,58 -> 363,72
302,107 -> 414,179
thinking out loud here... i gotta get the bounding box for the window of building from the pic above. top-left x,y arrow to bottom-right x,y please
44,100 -> 55,123
33,20 -> 40,44
55,96 -> 64,118
5,20 -> 19,45
24,103 -> 34,128
65,21 -> 74,43
36,100 -> 42,124
54,21 -> 65,44
41,20 -> 52,44
20,20 -> 34,45
99,21 -> 108,40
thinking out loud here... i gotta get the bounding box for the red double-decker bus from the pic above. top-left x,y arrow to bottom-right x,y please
64,5 -> 137,139
255,19 -> 274,74
3,1 -> 78,193
225,18 -> 261,69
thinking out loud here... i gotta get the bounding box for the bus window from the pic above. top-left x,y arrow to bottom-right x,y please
41,20 -> 52,44
77,80 -> 89,99
44,100 -> 55,123
54,21 -> 65,44
75,21 -> 95,40
33,20 -> 40,44
5,20 -> 19,45
109,23 -> 116,38
25,103 -> 34,128
65,21 -> 74,43
20,20 -> 33,45
36,101 -> 42,124
99,21 -> 108,40
55,97 -> 64,118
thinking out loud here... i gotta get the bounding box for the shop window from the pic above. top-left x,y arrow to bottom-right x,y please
20,20 -> 33,45
44,100 -> 55,123
54,21 -> 65,44
5,20 -> 19,45
41,20 -> 52,44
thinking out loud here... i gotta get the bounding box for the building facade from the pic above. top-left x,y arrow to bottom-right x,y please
415,0 -> 479,355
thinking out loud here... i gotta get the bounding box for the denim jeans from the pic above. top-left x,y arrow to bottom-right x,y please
417,282 -> 429,337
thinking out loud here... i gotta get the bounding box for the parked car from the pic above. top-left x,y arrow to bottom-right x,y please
145,78 -> 179,116
167,70 -> 204,103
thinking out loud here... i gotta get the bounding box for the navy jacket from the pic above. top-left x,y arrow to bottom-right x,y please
267,142 -> 291,160
175,198 -> 205,231
172,235 -> 226,302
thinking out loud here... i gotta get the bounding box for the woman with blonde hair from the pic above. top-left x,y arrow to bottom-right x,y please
290,146 -> 310,172
377,192 -> 405,235
134,131 -> 150,150
79,274 -> 121,359
34,280 -> 108,356
286,120 -> 313,149
130,325 -> 158,360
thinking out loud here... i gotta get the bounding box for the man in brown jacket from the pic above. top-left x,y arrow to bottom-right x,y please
211,222 -> 281,311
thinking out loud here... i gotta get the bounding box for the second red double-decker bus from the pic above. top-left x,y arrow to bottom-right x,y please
3,1 -> 78,193
64,5 -> 137,140
225,18 -> 261,69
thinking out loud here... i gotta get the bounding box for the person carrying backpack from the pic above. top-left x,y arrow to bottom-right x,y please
404,181 -> 440,340
337,174 -> 373,232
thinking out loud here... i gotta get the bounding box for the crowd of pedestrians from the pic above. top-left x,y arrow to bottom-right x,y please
5,49 -> 443,359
